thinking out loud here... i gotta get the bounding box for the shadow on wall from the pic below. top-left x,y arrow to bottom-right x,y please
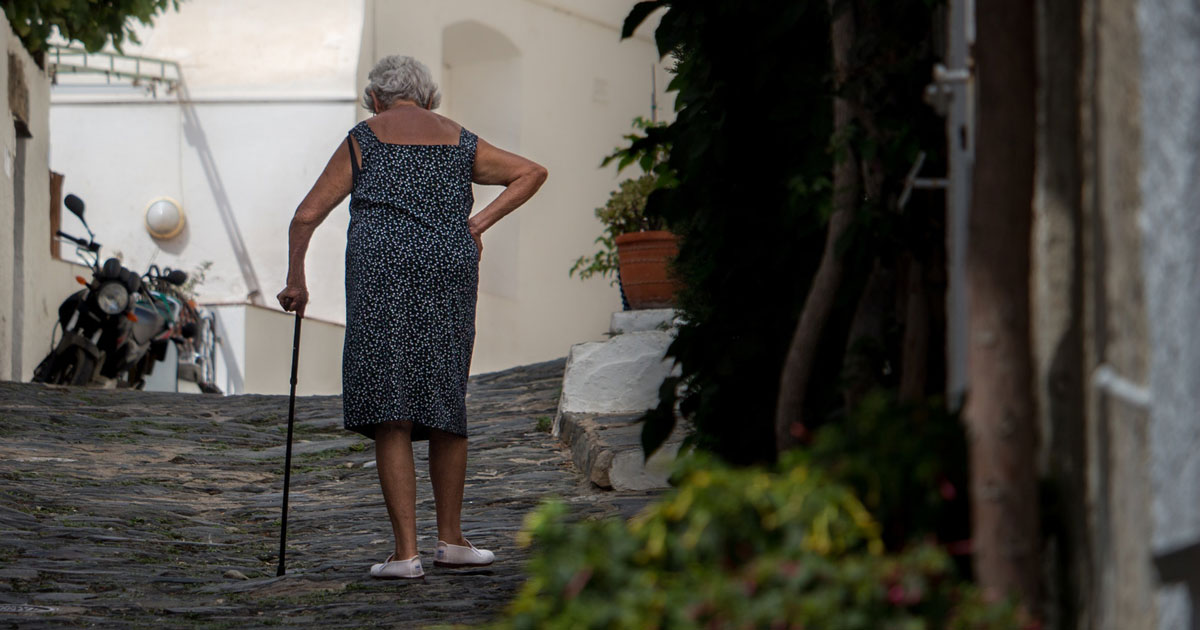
178,81 -> 263,305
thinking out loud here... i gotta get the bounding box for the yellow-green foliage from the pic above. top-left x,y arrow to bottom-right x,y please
493,451 -> 1022,630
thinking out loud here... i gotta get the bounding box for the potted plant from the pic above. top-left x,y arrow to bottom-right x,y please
570,118 -> 681,310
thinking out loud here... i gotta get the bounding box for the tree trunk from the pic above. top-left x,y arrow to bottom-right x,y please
842,261 -> 892,411
775,0 -> 858,452
965,0 -> 1041,609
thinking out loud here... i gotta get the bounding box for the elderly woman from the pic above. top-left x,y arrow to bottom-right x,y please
276,55 -> 547,579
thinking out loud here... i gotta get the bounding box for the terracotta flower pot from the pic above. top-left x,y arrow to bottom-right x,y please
615,230 -> 682,309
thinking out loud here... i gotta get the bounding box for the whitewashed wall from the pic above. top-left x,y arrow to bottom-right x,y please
360,0 -> 675,374
46,0 -> 673,387
0,12 -> 82,382
208,303 -> 343,396
49,100 -> 357,325
1138,1 -> 1200,627
49,0 -> 363,328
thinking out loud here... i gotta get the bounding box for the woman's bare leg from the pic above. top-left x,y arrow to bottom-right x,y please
375,421 -> 419,559
428,427 -> 469,545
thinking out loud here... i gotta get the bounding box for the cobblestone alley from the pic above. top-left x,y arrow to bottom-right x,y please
0,358 -> 663,629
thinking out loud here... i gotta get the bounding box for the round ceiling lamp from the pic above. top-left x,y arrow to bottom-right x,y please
144,197 -> 185,239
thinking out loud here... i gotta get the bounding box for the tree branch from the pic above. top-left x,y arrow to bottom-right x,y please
775,0 -> 859,452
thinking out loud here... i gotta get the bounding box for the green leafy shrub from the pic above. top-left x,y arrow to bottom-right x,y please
3,0 -> 183,54
601,116 -> 673,182
569,117 -> 672,284
621,0 -> 952,468
492,451 -> 1022,630
569,174 -> 664,284
804,391 -> 972,550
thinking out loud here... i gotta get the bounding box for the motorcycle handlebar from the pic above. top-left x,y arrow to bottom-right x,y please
56,231 -> 99,251
56,230 -> 86,245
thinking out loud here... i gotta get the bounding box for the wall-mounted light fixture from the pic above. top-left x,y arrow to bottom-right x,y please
144,197 -> 185,239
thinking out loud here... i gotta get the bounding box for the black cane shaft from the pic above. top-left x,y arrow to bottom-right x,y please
289,311 -> 302,385
277,313 -> 303,577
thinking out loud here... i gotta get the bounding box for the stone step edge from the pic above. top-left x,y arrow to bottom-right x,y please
555,410 -> 684,490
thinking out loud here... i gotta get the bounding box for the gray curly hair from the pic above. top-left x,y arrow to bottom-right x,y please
362,55 -> 442,112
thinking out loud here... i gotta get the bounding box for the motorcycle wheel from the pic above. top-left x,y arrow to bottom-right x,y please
125,353 -> 153,389
65,347 -> 96,387
31,353 -> 55,383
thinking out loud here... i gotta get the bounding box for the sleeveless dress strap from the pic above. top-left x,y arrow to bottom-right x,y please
346,134 -> 360,186
348,120 -> 376,187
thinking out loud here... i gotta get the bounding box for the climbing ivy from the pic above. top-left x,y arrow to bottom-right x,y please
1,0 -> 182,54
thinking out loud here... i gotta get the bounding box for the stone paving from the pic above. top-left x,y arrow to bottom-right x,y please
0,358 -> 664,629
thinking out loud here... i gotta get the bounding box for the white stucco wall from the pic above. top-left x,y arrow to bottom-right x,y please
0,12 -> 83,382
48,0 -> 363,329
49,100 -> 356,324
126,0 -> 362,99
0,27 -> 19,381
208,303 -> 343,396
1138,0 -> 1200,627
360,0 -> 675,374
45,0 -> 673,384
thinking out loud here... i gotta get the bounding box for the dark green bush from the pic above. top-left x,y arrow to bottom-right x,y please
623,0 -> 952,470
492,451 -> 1022,630
804,391 -> 972,550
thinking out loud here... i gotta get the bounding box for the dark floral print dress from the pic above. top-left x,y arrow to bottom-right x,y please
341,120 -> 479,441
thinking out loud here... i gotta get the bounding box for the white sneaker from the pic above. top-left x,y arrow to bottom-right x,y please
369,553 -> 425,579
434,538 -> 495,568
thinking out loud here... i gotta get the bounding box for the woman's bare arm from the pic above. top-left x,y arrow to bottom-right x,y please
468,138 -> 548,248
277,138 -> 357,315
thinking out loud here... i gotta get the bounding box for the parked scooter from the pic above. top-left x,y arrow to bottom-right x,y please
31,194 -> 197,389
121,263 -> 200,389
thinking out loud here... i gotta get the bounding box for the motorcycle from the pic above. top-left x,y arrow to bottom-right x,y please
32,193 -> 200,389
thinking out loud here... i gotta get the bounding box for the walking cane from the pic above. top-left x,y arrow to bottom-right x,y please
277,312 -> 302,576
